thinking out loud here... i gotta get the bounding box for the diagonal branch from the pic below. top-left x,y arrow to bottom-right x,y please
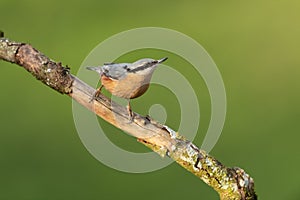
0,35 -> 257,200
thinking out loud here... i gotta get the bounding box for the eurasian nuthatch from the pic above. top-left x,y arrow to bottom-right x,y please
86,57 -> 168,119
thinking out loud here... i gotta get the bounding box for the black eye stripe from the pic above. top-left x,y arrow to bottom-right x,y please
128,62 -> 155,73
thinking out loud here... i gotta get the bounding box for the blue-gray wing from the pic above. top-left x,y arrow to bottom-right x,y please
102,63 -> 130,80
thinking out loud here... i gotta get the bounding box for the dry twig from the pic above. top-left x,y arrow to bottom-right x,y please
0,34 -> 257,200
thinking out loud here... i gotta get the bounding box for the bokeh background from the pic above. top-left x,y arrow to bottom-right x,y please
1,0 -> 299,199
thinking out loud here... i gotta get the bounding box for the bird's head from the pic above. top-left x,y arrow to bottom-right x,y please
127,57 -> 168,75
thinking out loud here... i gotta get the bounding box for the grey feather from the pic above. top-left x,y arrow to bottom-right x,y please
86,57 -> 167,80
102,63 -> 130,80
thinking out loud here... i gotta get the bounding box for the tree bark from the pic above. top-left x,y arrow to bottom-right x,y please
0,35 -> 257,200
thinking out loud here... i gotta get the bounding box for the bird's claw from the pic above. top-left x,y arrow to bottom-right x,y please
90,85 -> 103,103
126,102 -> 135,123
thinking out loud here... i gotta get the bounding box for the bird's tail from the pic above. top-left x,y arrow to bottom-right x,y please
86,66 -> 103,75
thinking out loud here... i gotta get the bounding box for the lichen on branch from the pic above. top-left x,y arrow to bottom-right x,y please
0,37 -> 257,200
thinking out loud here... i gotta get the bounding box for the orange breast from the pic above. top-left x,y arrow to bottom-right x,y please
100,74 -> 151,99
129,83 -> 149,99
101,75 -> 117,94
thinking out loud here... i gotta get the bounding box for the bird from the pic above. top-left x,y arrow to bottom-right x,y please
86,57 -> 168,120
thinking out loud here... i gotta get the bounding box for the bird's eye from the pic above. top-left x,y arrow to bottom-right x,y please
123,65 -> 131,71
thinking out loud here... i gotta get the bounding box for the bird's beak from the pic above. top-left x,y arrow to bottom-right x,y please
157,57 -> 168,63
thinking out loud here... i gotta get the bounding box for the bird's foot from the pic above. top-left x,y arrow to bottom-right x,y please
89,85 -> 103,103
126,103 -> 135,122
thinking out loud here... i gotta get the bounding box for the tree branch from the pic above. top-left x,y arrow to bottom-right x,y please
0,35 -> 257,200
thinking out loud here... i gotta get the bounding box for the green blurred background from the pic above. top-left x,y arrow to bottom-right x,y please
1,0 -> 299,199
